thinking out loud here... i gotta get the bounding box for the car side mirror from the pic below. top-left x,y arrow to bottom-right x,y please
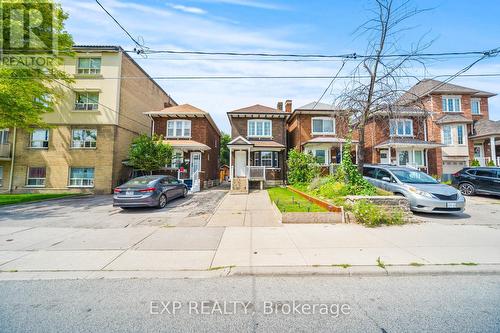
382,176 -> 391,182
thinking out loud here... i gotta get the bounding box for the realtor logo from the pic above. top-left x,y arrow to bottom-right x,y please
0,1 -> 58,67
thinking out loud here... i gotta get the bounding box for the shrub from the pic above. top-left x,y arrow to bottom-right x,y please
336,140 -> 377,196
352,200 -> 405,227
318,181 -> 350,198
287,149 -> 320,184
487,160 -> 496,167
471,159 -> 480,167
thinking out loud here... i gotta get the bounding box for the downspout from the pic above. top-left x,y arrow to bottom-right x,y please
8,127 -> 17,193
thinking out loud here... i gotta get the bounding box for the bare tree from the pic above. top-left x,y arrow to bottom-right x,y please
336,0 -> 433,172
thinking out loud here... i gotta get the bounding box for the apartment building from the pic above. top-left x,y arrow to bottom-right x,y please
0,45 -> 175,194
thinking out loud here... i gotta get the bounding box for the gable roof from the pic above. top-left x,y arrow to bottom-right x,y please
399,79 -> 496,104
144,104 -> 221,136
435,114 -> 473,125
470,119 -> 500,138
228,104 -> 284,114
295,102 -> 340,111
228,136 -> 252,145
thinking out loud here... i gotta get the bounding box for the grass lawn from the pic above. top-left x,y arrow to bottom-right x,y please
267,187 -> 326,213
0,193 -> 78,206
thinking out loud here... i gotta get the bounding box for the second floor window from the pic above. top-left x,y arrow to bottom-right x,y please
167,120 -> 191,138
442,125 -> 452,145
0,129 -> 9,145
75,92 -> 99,111
389,119 -> 413,136
77,58 -> 101,74
248,120 -> 272,137
442,96 -> 461,112
30,129 -> 49,148
471,99 -> 481,114
457,125 -> 464,145
71,129 -> 97,148
312,117 -> 335,134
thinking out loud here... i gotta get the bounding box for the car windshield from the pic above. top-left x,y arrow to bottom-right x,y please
391,169 -> 438,184
123,176 -> 158,186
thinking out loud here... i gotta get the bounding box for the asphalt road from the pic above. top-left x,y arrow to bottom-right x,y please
0,275 -> 499,333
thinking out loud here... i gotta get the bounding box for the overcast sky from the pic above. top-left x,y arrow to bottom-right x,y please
61,0 -> 500,133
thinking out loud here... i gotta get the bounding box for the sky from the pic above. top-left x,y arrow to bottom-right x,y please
61,0 -> 500,133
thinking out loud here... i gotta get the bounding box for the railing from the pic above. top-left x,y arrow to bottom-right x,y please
0,143 -> 11,158
191,171 -> 201,192
497,157 -> 500,166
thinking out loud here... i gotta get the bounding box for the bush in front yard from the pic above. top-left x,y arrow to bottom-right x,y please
336,140 -> 377,196
352,200 -> 405,227
287,149 -> 320,184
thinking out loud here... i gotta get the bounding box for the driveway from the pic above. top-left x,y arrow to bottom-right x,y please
0,188 -> 228,229
415,195 -> 500,228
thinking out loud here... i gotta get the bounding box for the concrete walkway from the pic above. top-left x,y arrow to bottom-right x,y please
206,190 -> 281,227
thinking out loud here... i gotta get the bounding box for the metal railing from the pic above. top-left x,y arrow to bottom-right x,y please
0,143 -> 11,158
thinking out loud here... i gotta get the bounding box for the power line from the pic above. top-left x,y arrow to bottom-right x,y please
312,60 -> 347,110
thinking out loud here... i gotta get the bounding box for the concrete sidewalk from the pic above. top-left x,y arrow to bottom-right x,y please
1,222 -> 500,279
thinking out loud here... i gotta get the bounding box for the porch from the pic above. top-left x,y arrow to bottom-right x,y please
471,136 -> 500,167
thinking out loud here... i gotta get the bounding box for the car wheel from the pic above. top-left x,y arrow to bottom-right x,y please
459,183 -> 475,196
394,193 -> 405,197
157,194 -> 167,209
182,188 -> 188,198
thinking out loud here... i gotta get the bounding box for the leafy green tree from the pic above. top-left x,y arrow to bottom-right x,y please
287,148 -> 320,184
220,132 -> 231,166
128,135 -> 173,174
0,0 -> 74,129
336,140 -> 376,195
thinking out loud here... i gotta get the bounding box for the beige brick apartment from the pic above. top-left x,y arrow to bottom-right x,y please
0,45 -> 176,194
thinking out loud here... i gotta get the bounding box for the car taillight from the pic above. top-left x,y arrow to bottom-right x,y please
138,187 -> 156,193
452,172 -> 460,177
114,188 -> 121,193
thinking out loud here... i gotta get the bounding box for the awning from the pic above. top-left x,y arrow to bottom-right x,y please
304,137 -> 359,145
375,138 -> 443,149
163,140 -> 211,151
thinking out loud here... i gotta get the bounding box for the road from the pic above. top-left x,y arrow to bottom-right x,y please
0,275 -> 499,332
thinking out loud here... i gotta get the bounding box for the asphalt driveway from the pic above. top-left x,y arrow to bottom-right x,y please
0,188 -> 228,229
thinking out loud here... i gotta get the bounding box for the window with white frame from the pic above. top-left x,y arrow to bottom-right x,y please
69,167 -> 95,187
253,151 -> 279,167
75,92 -> 99,111
457,125 -> 465,145
389,119 -> 413,136
311,117 -> 335,134
71,129 -> 97,148
26,167 -> 46,186
313,149 -> 327,164
471,99 -> 481,114
248,120 -> 272,137
77,58 -> 101,74
414,150 -> 424,166
442,96 -> 461,112
167,120 -> 191,138
30,129 -> 49,148
171,150 -> 183,168
442,125 -> 452,145
0,129 -> 9,145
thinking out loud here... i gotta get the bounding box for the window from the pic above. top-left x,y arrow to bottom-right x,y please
26,167 -> 46,186
253,151 -> 279,167
414,150 -> 424,166
171,150 -> 183,168
0,129 -> 8,145
30,129 -> 49,148
475,169 -> 496,178
442,96 -> 461,112
69,167 -> 95,187
389,119 -> 413,136
375,169 -> 392,181
314,149 -> 327,164
0,166 -> 3,187
167,120 -> 191,138
363,167 -> 376,178
77,58 -> 101,74
312,117 -> 335,134
442,125 -> 452,145
457,125 -> 464,145
398,150 -> 409,166
75,92 -> 99,111
248,120 -> 272,137
471,99 -> 481,114
71,129 -> 97,148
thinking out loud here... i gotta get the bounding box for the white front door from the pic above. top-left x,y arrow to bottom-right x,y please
380,149 -> 390,164
235,151 -> 247,177
190,152 -> 201,179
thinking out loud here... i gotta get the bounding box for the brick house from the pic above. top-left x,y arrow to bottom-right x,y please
145,104 -> 221,191
362,106 -> 442,172
399,79 -> 497,178
0,45 -> 176,194
287,101 -> 358,169
227,103 -> 289,192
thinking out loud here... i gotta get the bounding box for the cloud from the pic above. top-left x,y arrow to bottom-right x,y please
194,0 -> 288,10
167,3 -> 207,15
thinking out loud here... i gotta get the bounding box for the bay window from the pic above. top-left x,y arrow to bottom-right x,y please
442,96 -> 461,112
457,125 -> 464,145
442,125 -> 452,145
167,120 -> 191,138
248,120 -> 272,137
312,117 -> 335,134
389,119 -> 413,136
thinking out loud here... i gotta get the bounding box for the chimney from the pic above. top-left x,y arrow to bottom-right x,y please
277,101 -> 283,111
285,100 -> 292,113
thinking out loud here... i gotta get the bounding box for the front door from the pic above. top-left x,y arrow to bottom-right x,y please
397,150 -> 409,166
190,152 -> 201,179
380,149 -> 390,164
474,144 -> 484,165
235,151 -> 247,177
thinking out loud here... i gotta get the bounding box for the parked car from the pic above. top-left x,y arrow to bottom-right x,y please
363,165 -> 465,213
113,175 -> 188,209
451,167 -> 500,196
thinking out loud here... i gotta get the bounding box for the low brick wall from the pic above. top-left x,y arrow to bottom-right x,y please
271,201 -> 344,224
344,195 -> 414,223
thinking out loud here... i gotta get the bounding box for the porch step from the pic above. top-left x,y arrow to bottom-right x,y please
231,177 -> 249,193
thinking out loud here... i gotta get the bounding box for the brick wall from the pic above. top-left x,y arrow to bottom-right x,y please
230,117 -> 287,145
